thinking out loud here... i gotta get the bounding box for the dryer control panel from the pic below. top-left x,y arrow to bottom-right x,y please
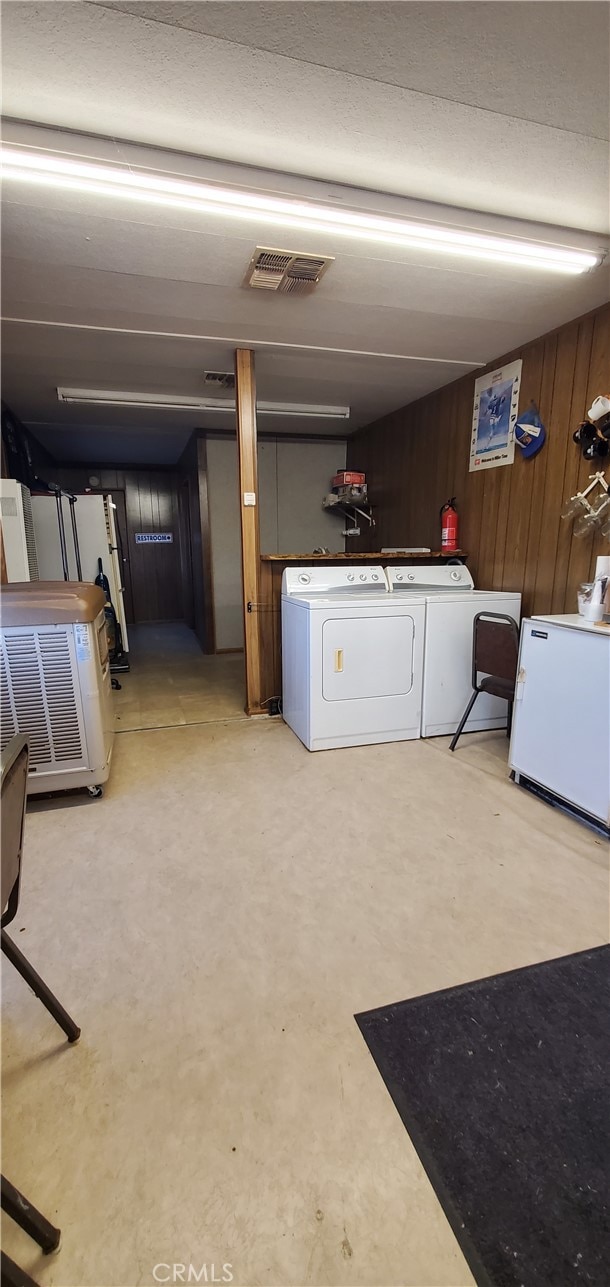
283,566 -> 388,596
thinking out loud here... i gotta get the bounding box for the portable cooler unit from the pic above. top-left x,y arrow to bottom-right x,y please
0,583 -> 115,797
0,480 -> 39,581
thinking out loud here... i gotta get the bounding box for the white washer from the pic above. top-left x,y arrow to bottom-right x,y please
281,565 -> 425,751
385,564 -> 521,737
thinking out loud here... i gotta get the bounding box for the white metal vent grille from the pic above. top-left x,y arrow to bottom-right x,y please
0,650 -> 16,745
20,486 -> 40,580
0,630 -> 84,766
243,247 -> 333,295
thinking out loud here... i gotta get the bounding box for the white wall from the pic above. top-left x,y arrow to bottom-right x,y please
206,436 -> 347,649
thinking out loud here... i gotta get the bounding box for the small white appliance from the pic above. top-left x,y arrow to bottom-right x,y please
281,565 -> 425,751
31,492 -> 129,656
510,614 -> 610,832
0,480 -> 39,581
0,582 -> 115,797
384,564 -> 521,736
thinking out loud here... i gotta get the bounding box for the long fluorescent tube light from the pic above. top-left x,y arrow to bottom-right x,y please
3,146 -> 600,274
56,388 -> 350,418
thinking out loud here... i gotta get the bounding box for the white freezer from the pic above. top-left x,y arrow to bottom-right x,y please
510,615 -> 610,830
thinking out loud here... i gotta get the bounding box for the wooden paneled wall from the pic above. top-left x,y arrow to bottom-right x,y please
347,304 -> 610,616
177,432 -> 215,653
55,467 -> 186,623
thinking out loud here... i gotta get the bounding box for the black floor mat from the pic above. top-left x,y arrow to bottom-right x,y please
356,946 -> 610,1287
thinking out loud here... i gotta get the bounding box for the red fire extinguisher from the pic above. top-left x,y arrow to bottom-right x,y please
440,498 -> 459,552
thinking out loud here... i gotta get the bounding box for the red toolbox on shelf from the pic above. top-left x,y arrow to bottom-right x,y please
332,470 -> 366,489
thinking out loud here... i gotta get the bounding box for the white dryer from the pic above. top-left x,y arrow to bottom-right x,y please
281,565 -> 425,751
385,564 -> 521,737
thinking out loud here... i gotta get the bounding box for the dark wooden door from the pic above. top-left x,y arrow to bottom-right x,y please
124,471 -> 185,622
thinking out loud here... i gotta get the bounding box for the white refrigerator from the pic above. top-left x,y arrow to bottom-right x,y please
510,614 -> 610,831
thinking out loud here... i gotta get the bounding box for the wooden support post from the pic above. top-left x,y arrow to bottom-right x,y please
235,348 -> 264,714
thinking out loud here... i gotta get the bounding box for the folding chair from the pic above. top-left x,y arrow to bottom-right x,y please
450,612 -> 520,753
1,735 -> 81,1287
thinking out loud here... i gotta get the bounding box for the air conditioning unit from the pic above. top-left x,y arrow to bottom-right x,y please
0,583 -> 115,797
0,480 -> 39,581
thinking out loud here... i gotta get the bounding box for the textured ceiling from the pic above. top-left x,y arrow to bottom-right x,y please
1,2 -> 609,464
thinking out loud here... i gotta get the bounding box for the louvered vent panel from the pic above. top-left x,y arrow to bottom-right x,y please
243,247 -> 333,294
0,649 -> 16,750
257,251 -> 293,272
2,631 -> 83,766
39,634 -> 83,761
4,633 -> 52,764
282,276 -> 316,295
104,497 -> 113,544
20,486 -> 39,580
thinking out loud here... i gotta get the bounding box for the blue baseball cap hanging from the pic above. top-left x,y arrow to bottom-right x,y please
514,401 -> 546,458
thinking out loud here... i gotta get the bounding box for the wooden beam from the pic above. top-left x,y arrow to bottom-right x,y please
235,349 -> 264,714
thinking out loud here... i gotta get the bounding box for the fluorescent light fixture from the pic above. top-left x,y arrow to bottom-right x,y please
56,388 -> 350,418
3,146 -> 601,274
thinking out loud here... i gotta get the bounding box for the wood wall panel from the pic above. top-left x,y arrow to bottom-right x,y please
347,304 -> 610,616
178,433 -> 215,652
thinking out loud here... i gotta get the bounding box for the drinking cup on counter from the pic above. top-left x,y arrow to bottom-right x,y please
577,583 -> 594,615
578,582 -> 604,621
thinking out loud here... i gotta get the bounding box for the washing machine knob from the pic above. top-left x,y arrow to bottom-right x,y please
450,569 -> 462,581
396,574 -> 404,582
346,572 -> 355,582
298,573 -> 311,584
407,573 -> 415,581
371,573 -> 379,581
359,573 -> 367,580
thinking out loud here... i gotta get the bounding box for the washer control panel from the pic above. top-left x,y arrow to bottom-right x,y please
386,562 -> 473,592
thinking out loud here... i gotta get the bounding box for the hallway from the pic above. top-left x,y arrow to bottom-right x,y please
114,624 -> 246,731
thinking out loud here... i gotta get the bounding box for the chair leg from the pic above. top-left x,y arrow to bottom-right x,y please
0,1250 -> 40,1287
1,1178 -> 60,1255
449,690 -> 479,752
0,931 -> 80,1044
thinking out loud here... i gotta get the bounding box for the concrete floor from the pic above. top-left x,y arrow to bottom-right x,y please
2,719 -> 608,1287
114,623 -> 245,730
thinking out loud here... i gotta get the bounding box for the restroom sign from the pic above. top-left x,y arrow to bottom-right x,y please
135,532 -> 173,544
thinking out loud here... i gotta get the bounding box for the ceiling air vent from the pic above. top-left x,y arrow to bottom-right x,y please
243,247 -> 334,296
203,371 -> 236,391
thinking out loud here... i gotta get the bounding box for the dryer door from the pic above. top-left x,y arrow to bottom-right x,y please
322,614 -> 414,701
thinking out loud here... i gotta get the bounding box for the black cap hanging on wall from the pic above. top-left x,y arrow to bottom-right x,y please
573,393 -> 610,459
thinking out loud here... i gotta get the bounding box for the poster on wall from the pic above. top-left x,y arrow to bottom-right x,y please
469,359 -> 522,472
